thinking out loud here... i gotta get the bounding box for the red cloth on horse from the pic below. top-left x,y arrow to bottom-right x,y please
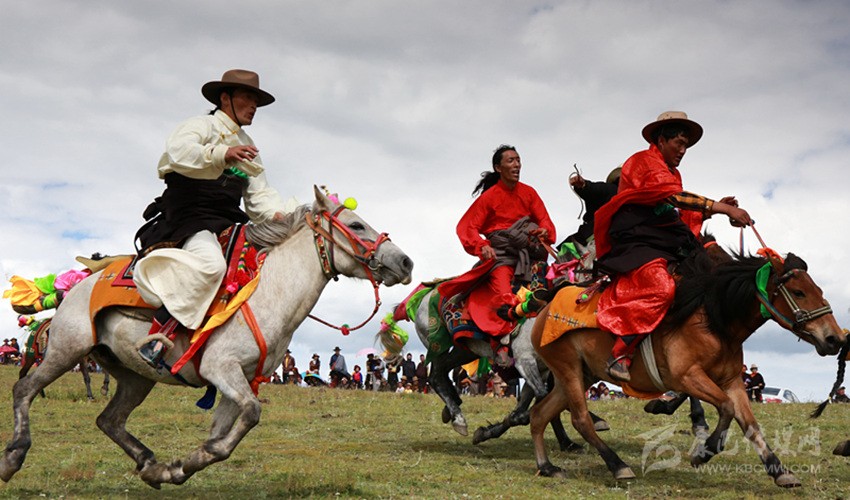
444,180 -> 555,336
597,258 -> 675,335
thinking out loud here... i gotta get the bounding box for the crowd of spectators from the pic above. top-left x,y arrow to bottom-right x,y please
586,382 -> 627,400
0,338 -> 21,365
270,348 -> 432,393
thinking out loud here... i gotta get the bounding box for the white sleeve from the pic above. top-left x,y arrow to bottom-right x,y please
157,117 -> 227,180
243,168 -> 285,222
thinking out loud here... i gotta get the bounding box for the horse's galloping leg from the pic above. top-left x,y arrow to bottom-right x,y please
683,377 -> 735,467
473,383 -> 534,445
688,395 -> 709,438
101,371 -> 111,397
0,348 -> 83,482
560,378 -> 634,480
590,412 -> 610,432
140,362 -> 261,488
81,359 -> 94,401
94,366 -> 157,476
549,413 -> 583,452
725,387 -> 800,488
429,347 -> 477,436
17,354 -> 45,399
643,392 -> 688,415
529,383 -> 570,478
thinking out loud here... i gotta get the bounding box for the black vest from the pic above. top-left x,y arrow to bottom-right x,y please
595,204 -> 699,275
135,171 -> 249,253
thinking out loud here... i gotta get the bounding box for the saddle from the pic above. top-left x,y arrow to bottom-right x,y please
87,224 -> 262,364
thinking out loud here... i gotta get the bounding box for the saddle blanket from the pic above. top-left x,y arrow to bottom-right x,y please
539,285 -> 601,347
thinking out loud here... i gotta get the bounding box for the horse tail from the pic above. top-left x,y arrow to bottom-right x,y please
375,311 -> 409,357
810,342 -> 848,419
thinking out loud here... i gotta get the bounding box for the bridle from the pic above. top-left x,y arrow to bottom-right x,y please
744,224 -> 833,339
304,206 -> 391,335
756,267 -> 833,336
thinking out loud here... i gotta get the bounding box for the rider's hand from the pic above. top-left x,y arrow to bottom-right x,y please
714,201 -> 752,227
480,245 -> 496,261
717,196 -> 739,207
529,227 -> 548,243
569,174 -> 586,189
225,145 -> 259,163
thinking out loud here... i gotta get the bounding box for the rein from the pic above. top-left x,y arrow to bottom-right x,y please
304,207 -> 389,335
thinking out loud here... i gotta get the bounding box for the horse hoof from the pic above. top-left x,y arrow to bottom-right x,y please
452,422 -> 469,436
472,427 -> 487,445
643,399 -> 673,415
537,462 -> 566,478
451,416 -> 468,436
441,406 -> 451,424
139,462 -> 168,489
690,452 -> 713,467
594,419 -> 610,432
833,440 -> 850,456
775,473 -> 801,488
614,467 -> 636,480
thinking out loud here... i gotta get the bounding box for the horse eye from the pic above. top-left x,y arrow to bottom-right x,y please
792,290 -> 805,299
348,222 -> 365,231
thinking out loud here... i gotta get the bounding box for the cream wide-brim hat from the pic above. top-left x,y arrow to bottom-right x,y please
641,111 -> 703,147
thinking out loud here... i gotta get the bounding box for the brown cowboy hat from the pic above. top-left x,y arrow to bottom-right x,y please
641,111 -> 703,147
201,69 -> 275,107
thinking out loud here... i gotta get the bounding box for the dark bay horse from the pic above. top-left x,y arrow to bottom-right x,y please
529,251 -> 845,487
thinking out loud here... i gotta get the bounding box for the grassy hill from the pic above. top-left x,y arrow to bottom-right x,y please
0,366 -> 846,499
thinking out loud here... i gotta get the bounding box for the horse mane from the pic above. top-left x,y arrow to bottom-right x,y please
244,204 -> 311,251
666,251 -> 808,340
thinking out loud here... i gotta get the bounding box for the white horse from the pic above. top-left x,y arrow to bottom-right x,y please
0,187 -> 413,489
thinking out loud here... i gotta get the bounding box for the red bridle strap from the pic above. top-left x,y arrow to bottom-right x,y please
304,208 -> 388,335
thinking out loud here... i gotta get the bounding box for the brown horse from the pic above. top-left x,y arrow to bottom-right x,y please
528,251 -> 845,488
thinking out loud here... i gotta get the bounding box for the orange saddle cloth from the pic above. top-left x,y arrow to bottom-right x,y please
89,257 -> 154,335
539,285 -> 602,347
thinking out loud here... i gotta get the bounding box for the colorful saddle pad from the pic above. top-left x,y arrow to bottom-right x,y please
87,225 -> 262,356
539,285 -> 602,347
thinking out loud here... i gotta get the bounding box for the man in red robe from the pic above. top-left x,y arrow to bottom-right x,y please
439,145 -> 556,344
594,111 -> 752,383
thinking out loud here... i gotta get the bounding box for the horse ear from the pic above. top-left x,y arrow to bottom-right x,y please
757,247 -> 786,274
313,185 -> 334,213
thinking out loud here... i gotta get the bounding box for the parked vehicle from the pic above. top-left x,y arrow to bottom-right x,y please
761,387 -> 800,403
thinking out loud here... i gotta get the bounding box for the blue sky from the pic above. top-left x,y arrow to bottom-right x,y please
1,0 -> 849,402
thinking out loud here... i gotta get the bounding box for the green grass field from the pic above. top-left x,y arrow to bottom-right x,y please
0,365 -> 846,499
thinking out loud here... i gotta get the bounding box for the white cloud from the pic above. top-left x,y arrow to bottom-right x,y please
1,1 -> 849,400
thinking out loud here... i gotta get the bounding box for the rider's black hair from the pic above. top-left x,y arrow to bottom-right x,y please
472,144 -> 517,196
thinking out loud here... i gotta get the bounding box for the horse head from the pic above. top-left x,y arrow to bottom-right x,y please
763,252 -> 846,356
309,186 -> 413,287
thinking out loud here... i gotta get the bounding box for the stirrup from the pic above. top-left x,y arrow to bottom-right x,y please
606,355 -> 631,383
138,340 -> 165,368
